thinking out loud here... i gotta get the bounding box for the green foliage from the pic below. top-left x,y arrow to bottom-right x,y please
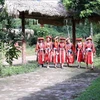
0,9 -> 21,65
0,0 -> 4,5
94,33 -> 100,56
26,20 -> 68,45
36,27 -> 49,37
5,45 -> 19,65
11,18 -> 21,29
29,24 -> 49,38
0,8 -> 8,22
63,0 -> 100,18
76,20 -> 90,38
28,25 -> 49,45
11,18 -> 100,47
93,23 -> 100,35
25,19 -> 100,46
93,57 -> 100,68
0,61 -> 38,77
75,77 -> 100,100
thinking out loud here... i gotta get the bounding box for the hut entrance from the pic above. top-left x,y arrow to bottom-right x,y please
4,0 -> 70,64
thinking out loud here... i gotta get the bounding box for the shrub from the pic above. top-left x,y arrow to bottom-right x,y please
94,33 -> 100,56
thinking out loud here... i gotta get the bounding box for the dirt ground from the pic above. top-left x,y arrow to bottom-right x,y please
1,56 -> 100,100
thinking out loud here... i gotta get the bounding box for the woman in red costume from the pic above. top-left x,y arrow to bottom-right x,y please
59,37 -> 66,68
52,36 -> 59,68
35,37 -> 45,67
83,36 -> 96,69
45,36 -> 53,68
66,38 -> 74,66
76,38 -> 84,68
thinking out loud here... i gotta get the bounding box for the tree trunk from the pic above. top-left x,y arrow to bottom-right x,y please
72,19 -> 76,52
21,11 -> 26,64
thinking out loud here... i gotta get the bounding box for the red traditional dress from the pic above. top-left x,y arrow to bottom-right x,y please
59,40 -> 66,64
35,38 -> 45,65
45,41 -> 53,63
52,41 -> 59,64
84,40 -> 95,64
66,42 -> 74,64
76,41 -> 84,62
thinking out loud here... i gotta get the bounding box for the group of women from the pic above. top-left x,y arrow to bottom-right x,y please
35,35 -> 96,69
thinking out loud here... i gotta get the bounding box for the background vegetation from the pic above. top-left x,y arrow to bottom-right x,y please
0,0 -> 100,74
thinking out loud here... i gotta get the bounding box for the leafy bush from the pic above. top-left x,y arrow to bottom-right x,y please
5,45 -> 20,65
94,33 -> 100,56
0,8 -> 22,65
28,25 -> 49,45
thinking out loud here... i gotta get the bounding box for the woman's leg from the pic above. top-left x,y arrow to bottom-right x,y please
47,62 -> 50,68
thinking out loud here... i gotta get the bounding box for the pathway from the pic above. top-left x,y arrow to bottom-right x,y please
0,65 -> 100,100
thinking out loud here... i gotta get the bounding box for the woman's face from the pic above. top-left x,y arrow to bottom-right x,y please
40,40 -> 43,43
67,39 -> 70,43
61,39 -> 64,42
47,37 -> 50,41
88,39 -> 91,43
55,38 -> 58,42
78,40 -> 81,43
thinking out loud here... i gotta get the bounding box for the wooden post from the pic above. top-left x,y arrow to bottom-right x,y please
21,11 -> 26,64
72,19 -> 76,52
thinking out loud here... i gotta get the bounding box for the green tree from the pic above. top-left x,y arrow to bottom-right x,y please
63,0 -> 100,18
0,8 -> 21,65
0,0 -> 4,5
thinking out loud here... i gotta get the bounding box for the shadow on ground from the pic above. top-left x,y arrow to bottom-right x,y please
18,69 -> 100,100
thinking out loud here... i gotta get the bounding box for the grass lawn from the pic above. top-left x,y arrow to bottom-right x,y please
75,76 -> 100,100
0,61 -> 39,77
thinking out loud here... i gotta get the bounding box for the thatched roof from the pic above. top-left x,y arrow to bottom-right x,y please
4,0 -> 71,26
5,0 -> 69,18
4,0 -> 100,26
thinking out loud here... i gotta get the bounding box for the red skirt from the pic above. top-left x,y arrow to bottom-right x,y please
66,53 -> 74,64
45,51 -> 52,63
85,51 -> 93,64
59,49 -> 66,63
52,50 -> 59,64
77,50 -> 84,62
37,51 -> 45,64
